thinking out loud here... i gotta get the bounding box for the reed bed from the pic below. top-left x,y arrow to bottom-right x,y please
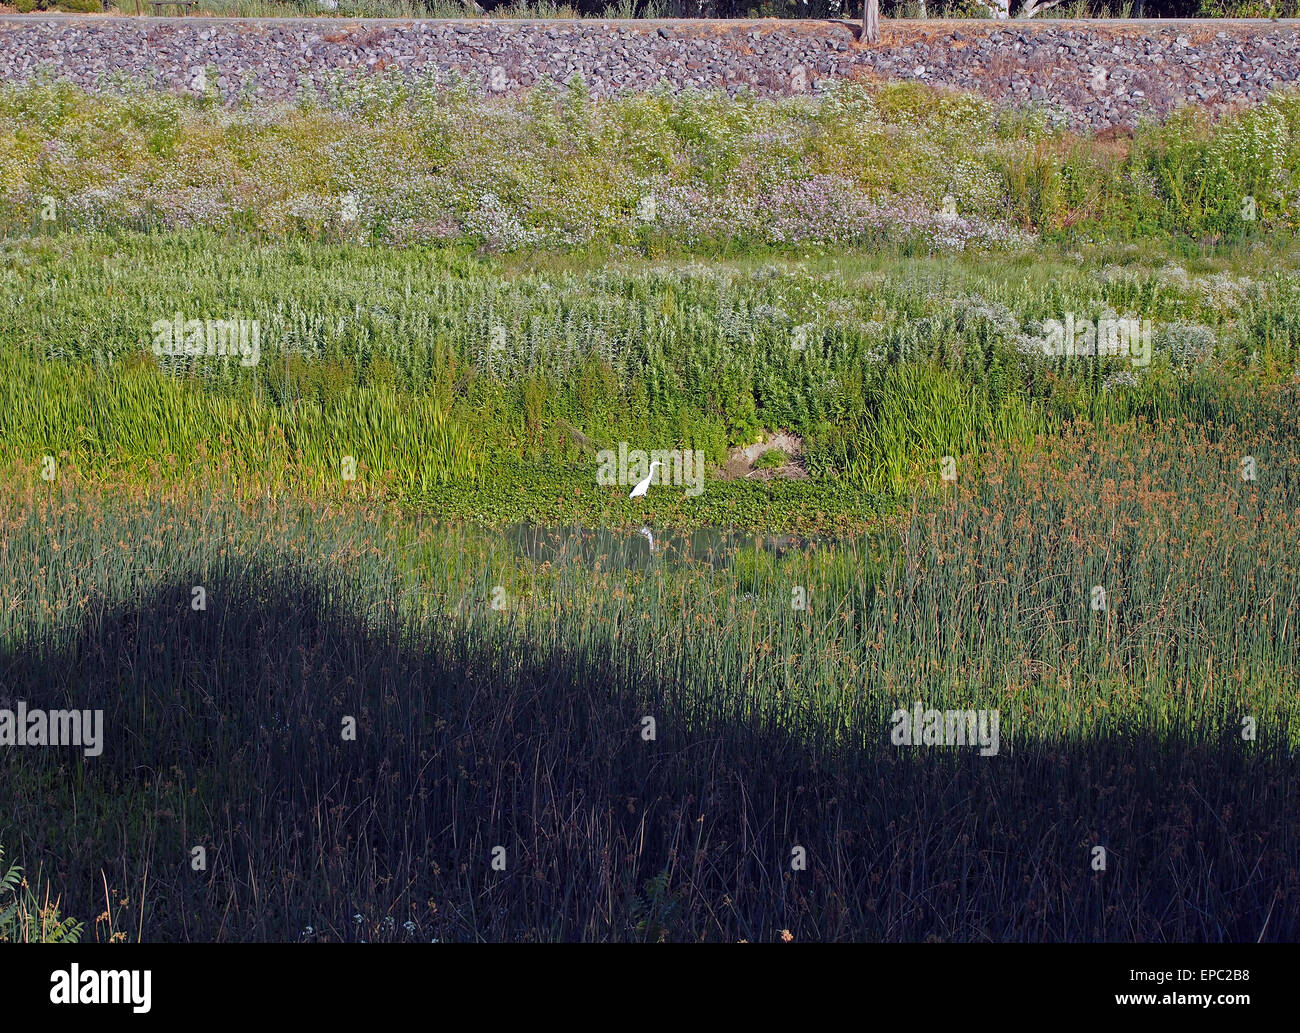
2,76 -> 1298,942
4,233 -> 1299,520
2,381 -> 1296,941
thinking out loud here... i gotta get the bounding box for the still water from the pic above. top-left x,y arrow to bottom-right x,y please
501,524 -> 841,570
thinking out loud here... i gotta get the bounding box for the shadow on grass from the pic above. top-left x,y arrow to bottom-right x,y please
1,563 -> 1297,942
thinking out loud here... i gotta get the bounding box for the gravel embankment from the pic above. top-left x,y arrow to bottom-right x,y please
1,16 -> 1298,129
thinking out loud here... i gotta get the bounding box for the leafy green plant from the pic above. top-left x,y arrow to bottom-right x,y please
0,845 -> 84,944
630,870 -> 685,942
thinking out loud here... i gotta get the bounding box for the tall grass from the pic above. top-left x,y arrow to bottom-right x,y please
1,380 -> 1297,940
2,73 -> 1298,943
0,350 -> 482,492
3,233 -> 1298,522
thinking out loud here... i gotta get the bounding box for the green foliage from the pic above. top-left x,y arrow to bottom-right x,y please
0,844 -> 84,944
2,232 -> 1298,529
3,79 -> 1296,250
0,351 -> 482,492
8,0 -> 102,10
3,377 -> 1298,940
629,869 -> 686,942
2,30 -> 1299,949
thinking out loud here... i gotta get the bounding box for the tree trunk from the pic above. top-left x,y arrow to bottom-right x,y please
863,0 -> 879,44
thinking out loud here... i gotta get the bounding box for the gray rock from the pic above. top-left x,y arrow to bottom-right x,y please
0,16 -> 1294,131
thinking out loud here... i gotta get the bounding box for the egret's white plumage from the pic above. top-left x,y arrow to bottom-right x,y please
629,460 -> 662,499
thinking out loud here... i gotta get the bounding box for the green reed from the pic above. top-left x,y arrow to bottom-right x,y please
1,380 -> 1296,940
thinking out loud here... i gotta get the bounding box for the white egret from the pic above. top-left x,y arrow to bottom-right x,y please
628,460 -> 662,499
638,526 -> 655,552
